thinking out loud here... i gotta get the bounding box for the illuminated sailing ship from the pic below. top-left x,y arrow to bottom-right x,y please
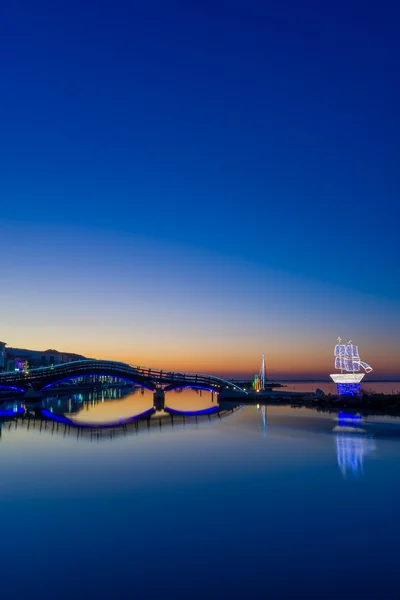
330,338 -> 373,384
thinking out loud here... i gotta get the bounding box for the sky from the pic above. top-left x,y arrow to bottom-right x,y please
0,0 -> 399,378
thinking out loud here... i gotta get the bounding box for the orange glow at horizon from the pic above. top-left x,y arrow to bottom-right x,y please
2,225 -> 399,381
19,339 -> 395,380
3,330 -> 399,379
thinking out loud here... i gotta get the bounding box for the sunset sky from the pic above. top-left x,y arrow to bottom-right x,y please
1,1 -> 399,379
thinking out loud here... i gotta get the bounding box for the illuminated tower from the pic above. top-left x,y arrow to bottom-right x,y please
254,354 -> 267,391
261,353 -> 267,389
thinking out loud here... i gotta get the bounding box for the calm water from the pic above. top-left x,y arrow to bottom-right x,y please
1,387 -> 400,599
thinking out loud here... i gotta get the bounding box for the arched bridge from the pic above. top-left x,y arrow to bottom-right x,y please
0,359 -> 245,395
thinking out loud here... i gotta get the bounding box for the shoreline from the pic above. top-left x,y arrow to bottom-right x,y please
220,392 -> 400,416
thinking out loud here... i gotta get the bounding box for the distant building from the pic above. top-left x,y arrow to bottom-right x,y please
0,341 -> 6,370
0,343 -> 86,371
0,349 -> 24,372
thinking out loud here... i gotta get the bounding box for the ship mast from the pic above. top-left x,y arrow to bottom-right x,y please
348,340 -> 355,376
337,337 -> 343,374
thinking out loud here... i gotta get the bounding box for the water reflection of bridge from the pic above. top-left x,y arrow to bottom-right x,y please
0,404 -> 244,441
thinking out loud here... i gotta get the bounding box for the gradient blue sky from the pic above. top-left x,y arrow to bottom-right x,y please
1,1 -> 399,377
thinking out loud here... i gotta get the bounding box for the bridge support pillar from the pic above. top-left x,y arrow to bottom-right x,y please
24,386 -> 43,401
153,389 -> 165,412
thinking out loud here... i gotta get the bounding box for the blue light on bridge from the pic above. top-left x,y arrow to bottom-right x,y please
0,385 -> 26,393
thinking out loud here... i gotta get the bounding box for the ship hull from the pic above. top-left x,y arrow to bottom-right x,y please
330,373 -> 365,384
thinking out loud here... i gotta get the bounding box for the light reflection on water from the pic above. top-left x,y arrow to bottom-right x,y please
2,398 -> 400,599
11,391 -> 399,484
335,432 -> 376,478
44,387 -> 217,423
42,387 -> 390,482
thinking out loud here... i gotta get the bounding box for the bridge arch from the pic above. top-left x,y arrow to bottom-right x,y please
40,373 -> 156,392
164,383 -> 220,393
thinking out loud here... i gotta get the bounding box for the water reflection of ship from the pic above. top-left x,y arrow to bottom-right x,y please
333,414 -> 375,477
